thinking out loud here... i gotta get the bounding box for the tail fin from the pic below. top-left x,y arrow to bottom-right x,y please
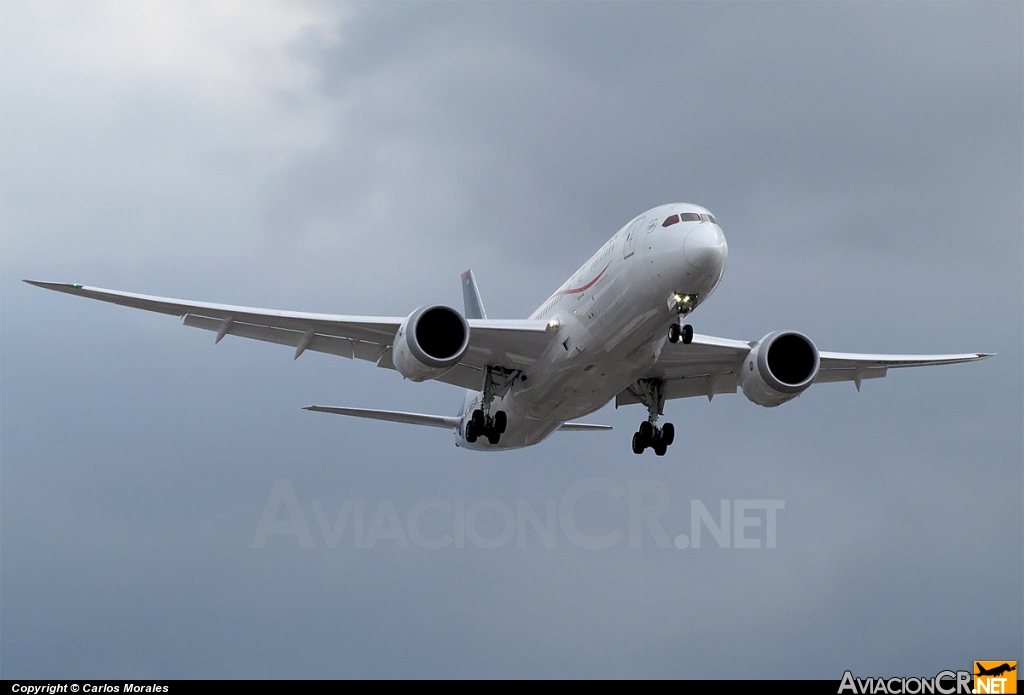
461,270 -> 487,319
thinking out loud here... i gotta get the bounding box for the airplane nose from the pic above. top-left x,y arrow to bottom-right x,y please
683,223 -> 728,272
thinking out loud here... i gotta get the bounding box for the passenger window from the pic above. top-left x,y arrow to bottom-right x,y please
662,214 -> 680,227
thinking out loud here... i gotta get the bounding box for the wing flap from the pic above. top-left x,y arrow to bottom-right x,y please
616,371 -> 739,406
183,314 -> 359,359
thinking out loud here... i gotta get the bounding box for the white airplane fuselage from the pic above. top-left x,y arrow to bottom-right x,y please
458,203 -> 728,450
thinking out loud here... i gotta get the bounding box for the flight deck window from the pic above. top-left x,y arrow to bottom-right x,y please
708,215 -> 718,225
679,213 -> 702,222
662,214 -> 680,227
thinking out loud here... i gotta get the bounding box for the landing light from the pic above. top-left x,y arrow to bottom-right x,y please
668,293 -> 695,312
546,319 -> 560,331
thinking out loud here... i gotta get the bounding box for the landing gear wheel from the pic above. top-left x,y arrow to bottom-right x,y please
639,420 -> 654,444
682,324 -> 693,345
668,323 -> 681,344
660,423 -> 674,447
487,430 -> 501,445
654,442 -> 668,456
632,432 -> 645,454
471,409 -> 485,431
494,411 -> 507,434
465,425 -> 478,443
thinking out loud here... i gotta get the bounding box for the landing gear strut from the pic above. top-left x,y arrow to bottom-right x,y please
466,366 -> 516,445
667,292 -> 695,344
628,378 -> 676,456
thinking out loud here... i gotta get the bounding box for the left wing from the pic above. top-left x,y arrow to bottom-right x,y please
617,331 -> 992,405
24,281 -> 556,391
814,350 -> 994,390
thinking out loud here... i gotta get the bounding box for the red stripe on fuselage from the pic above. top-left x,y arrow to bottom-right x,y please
551,262 -> 611,299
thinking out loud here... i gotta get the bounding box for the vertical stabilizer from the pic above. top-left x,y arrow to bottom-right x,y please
461,270 -> 487,319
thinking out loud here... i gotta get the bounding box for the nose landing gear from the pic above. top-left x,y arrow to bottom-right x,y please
668,322 -> 693,344
628,378 -> 676,456
667,292 -> 696,344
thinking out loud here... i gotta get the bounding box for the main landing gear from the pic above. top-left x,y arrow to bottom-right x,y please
632,421 -> 674,456
629,378 -> 675,456
465,409 -> 506,445
465,366 -> 518,446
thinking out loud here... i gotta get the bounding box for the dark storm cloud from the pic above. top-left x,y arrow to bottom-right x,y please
2,1 -> 1020,678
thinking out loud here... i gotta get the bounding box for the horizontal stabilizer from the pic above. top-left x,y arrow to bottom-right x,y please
304,405 -> 461,430
557,422 -> 613,432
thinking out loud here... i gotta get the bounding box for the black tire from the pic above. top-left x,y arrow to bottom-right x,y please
494,410 -> 507,434
668,323 -> 680,343
639,420 -> 654,444
471,409 -> 485,431
682,324 -> 693,344
654,442 -> 667,456
631,432 -> 645,454
661,423 -> 675,447
487,430 -> 501,445
465,425 -> 477,443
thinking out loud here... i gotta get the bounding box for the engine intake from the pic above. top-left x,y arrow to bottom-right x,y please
741,331 -> 820,407
392,305 -> 470,382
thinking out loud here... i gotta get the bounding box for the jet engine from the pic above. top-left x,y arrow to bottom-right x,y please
740,331 -> 820,407
392,305 -> 471,382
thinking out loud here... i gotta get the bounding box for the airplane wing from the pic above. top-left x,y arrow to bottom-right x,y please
24,281 -> 556,391
617,332 -> 992,406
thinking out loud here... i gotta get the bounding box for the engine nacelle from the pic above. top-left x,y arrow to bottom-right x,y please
740,331 -> 820,407
392,305 -> 470,382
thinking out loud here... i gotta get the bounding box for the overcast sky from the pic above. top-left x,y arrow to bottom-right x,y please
2,1 -> 1021,679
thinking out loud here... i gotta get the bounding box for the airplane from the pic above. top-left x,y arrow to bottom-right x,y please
975,663 -> 1017,678
25,203 -> 992,455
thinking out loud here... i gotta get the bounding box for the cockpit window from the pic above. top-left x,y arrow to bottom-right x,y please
662,214 -> 680,227
678,212 -> 702,222
708,215 -> 718,225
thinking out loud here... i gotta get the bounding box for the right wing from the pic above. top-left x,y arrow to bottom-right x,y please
24,281 -> 557,391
